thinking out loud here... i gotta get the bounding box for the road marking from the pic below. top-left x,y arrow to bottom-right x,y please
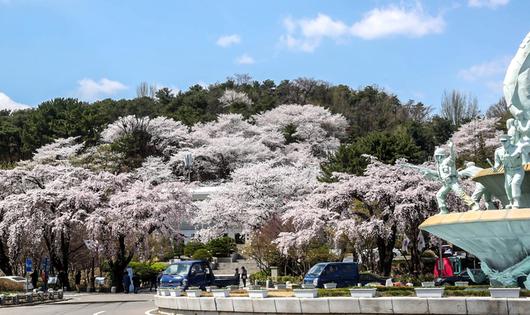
145,309 -> 158,315
93,311 -> 106,315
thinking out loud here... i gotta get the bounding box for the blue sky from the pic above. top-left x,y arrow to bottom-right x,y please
0,0 -> 528,113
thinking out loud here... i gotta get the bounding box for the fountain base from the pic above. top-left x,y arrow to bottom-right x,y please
420,209 -> 530,287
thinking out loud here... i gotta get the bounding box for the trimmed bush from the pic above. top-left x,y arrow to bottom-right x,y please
249,270 -> 269,282
129,261 -> 169,283
184,241 -> 206,257
206,236 -> 236,257
192,248 -> 212,261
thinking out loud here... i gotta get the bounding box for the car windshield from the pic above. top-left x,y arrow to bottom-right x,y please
307,264 -> 326,276
164,264 -> 191,276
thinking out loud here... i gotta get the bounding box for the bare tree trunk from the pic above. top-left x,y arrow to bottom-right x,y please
376,226 -> 397,276
0,240 -> 13,275
109,235 -> 134,292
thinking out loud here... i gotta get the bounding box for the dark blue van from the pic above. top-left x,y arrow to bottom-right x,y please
159,260 -> 239,289
160,260 -> 215,289
303,262 -> 359,288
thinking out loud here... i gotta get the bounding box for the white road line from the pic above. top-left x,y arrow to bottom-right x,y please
93,311 -> 106,315
145,309 -> 158,315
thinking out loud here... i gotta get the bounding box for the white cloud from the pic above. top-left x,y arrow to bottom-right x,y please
77,78 -> 127,101
458,56 -> 510,81
216,34 -> 241,47
350,6 -> 445,40
235,54 -> 255,65
468,0 -> 509,9
298,14 -> 349,39
0,92 -> 30,111
281,6 -> 444,52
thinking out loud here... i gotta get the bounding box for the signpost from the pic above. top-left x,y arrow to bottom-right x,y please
25,258 -> 32,273
25,258 -> 32,292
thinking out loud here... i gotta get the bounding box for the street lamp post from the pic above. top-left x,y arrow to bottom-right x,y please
183,152 -> 194,183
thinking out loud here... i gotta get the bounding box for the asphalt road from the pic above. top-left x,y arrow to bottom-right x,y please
0,301 -> 159,315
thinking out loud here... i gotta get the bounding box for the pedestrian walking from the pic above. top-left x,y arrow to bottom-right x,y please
149,273 -> 158,292
40,270 -> 48,291
75,271 -> 81,293
240,266 -> 247,287
132,274 -> 140,294
123,271 -> 131,293
31,270 -> 39,290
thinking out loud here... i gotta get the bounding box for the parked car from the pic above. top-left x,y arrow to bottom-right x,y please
303,262 -> 359,288
0,276 -> 33,291
159,260 -> 239,289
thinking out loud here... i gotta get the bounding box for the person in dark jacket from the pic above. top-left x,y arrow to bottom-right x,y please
132,274 -> 140,294
31,270 -> 39,290
123,271 -> 131,293
240,266 -> 247,287
75,271 -> 81,293
149,273 -> 158,292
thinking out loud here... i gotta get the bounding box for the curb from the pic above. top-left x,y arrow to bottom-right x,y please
1,298 -> 69,308
53,298 -> 153,305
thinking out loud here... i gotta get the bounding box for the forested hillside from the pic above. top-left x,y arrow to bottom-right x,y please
0,78 -> 464,167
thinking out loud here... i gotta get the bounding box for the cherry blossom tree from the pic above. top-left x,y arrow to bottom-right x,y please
451,117 -> 501,163
86,180 -> 193,291
218,90 -> 253,107
172,114 -> 283,181
101,115 -> 190,161
254,104 -> 348,157
135,156 -> 176,184
31,137 -> 83,164
193,162 -> 319,240
0,165 -> 101,286
277,158 -> 469,275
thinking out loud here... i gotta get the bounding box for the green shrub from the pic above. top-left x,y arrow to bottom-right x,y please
151,262 -> 169,273
206,236 -> 236,257
249,270 -> 269,282
192,248 -> 212,261
317,288 -> 350,297
378,289 -> 414,297
305,244 -> 338,266
376,286 -> 414,292
446,289 -> 489,297
129,261 -> 169,283
184,241 -> 206,257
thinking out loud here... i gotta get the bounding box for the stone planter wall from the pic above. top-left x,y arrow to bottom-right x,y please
211,289 -> 229,297
186,289 -> 202,297
415,287 -> 444,298
248,290 -> 268,298
349,288 -> 376,298
155,295 -> 530,315
323,283 -> 337,289
293,289 -> 318,298
489,287 -> 520,298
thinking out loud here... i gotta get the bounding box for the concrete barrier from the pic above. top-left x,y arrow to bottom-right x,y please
154,295 -> 530,315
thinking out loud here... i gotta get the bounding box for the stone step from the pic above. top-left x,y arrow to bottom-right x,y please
214,259 -> 260,274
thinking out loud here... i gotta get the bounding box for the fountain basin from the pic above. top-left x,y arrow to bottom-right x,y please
420,209 -> 530,288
